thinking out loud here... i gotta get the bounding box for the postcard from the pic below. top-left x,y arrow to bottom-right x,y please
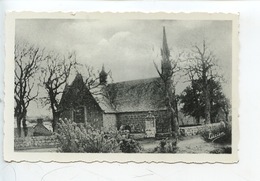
4,12 -> 239,163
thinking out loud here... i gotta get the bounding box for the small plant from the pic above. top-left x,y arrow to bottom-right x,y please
119,138 -> 142,153
56,118 -> 119,153
154,139 -> 178,153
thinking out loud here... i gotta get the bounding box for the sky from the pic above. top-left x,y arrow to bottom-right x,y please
15,19 -> 232,117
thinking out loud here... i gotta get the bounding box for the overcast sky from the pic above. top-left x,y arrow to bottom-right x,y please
15,19 -> 232,117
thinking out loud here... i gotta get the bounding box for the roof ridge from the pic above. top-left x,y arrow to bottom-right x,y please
108,76 -> 161,85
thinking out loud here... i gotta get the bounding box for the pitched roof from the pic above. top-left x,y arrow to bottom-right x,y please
33,123 -> 52,136
63,74 -> 168,113
96,77 -> 167,113
91,87 -> 117,113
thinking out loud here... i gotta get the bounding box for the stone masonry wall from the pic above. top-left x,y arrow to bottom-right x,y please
179,122 -> 222,137
117,110 -> 169,134
14,135 -> 59,150
103,114 -> 117,132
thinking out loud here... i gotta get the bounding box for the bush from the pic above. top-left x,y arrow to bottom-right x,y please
200,122 -> 232,144
119,138 -> 142,153
154,139 -> 178,153
210,146 -> 232,154
56,119 -> 118,153
56,119 -> 142,153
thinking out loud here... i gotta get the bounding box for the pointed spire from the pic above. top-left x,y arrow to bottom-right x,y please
161,26 -> 170,60
161,27 -> 172,79
100,64 -> 107,76
101,64 -> 105,72
99,64 -> 108,85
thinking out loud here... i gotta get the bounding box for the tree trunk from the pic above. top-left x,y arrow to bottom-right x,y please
173,116 -> 179,140
52,112 -> 60,132
171,117 -> 179,145
225,112 -> 229,123
22,117 -> 28,137
16,116 -> 22,137
170,109 -> 174,133
164,79 -> 179,143
168,106 -> 179,143
174,96 -> 179,126
204,86 -> 211,124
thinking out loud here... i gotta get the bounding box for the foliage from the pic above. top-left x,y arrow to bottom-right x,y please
218,97 -> 231,122
56,119 -> 118,153
56,119 -> 142,153
200,122 -> 232,144
119,138 -> 142,153
154,139 -> 178,153
180,78 -> 229,123
180,79 -> 204,123
210,146 -> 232,154
184,41 -> 222,123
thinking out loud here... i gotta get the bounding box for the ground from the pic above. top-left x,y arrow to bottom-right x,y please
177,136 -> 231,154
19,135 -> 231,154
139,136 -> 230,153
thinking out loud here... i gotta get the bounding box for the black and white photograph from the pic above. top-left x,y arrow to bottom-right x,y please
4,12 -> 239,163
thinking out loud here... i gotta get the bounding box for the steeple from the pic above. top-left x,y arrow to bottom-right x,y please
99,64 -> 108,85
161,27 -> 172,79
161,26 -> 170,61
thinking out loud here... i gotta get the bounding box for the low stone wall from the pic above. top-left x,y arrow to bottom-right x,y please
14,135 -> 59,150
179,123 -> 222,137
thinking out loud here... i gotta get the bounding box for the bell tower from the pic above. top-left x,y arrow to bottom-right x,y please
99,64 -> 108,85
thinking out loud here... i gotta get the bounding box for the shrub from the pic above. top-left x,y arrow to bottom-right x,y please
119,138 -> 142,153
56,118 -> 118,153
56,118 -> 142,153
210,146 -> 232,154
154,139 -> 178,153
200,122 -> 232,144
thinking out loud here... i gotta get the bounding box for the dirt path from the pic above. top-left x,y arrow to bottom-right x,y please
177,136 -> 225,153
140,136 -> 230,153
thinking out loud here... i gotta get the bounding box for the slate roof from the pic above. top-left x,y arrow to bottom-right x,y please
92,77 -> 167,113
91,86 -> 117,113
64,74 -> 168,113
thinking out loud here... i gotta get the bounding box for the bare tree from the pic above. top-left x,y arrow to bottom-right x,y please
154,27 -> 181,143
14,42 -> 44,137
154,55 -> 180,134
185,40 -> 221,124
40,52 -> 76,132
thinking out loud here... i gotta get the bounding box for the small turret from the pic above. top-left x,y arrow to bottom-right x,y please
99,64 -> 108,85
